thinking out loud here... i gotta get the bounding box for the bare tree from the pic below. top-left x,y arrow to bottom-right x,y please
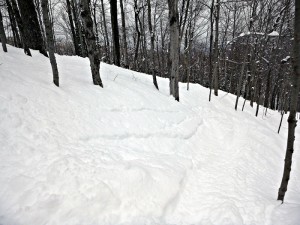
66,0 -> 80,55
109,0 -> 120,66
80,0 -> 103,87
6,0 -> 21,48
119,0 -> 128,68
168,0 -> 180,101
41,0 -> 59,86
10,0 -> 31,56
147,0 -> 159,90
278,0 -> 300,203
0,8 -> 7,52
17,0 -> 48,56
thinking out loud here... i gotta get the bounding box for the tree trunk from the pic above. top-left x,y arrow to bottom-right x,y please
110,0 -> 120,66
278,0 -> 300,202
35,0 -> 47,48
80,0 -> 103,87
147,0 -> 159,90
133,0 -> 141,70
119,0 -> 128,68
0,9 -> 7,52
168,0 -> 180,101
6,0 -> 22,48
17,0 -> 48,56
41,0 -> 59,86
235,53 -> 247,110
10,0 -> 32,55
100,0 -> 110,62
208,0 -> 214,101
72,0 -> 86,57
66,0 -> 80,55
213,0 -> 220,96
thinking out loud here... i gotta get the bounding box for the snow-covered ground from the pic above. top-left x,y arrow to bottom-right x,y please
0,45 -> 299,225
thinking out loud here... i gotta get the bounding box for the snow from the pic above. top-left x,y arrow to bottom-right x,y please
268,31 -> 280,36
281,56 -> 291,63
0,45 -> 300,225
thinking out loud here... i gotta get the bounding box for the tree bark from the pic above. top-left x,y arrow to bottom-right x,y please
0,9 -> 7,52
168,0 -> 180,101
213,0 -> 220,96
17,0 -> 48,56
110,0 -> 120,66
119,0 -> 128,68
6,0 -> 21,48
10,0 -> 31,55
41,0 -> 59,86
147,0 -> 159,90
100,0 -> 110,62
208,0 -> 214,101
278,0 -> 300,202
235,52 -> 247,110
133,0 -> 141,70
80,0 -> 103,87
66,0 -> 80,55
72,0 -> 86,57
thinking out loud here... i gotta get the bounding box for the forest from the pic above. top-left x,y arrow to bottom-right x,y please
0,0 -> 300,224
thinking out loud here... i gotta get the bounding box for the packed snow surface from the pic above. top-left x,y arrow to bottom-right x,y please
0,46 -> 300,225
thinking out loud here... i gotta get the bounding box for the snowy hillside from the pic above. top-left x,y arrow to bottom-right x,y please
0,45 -> 300,225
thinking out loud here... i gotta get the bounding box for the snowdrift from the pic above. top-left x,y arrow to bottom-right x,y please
0,45 -> 299,225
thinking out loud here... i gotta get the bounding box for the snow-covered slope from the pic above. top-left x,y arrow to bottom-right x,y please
0,45 -> 299,225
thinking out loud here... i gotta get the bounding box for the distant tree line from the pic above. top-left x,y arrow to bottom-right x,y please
0,0 -> 298,111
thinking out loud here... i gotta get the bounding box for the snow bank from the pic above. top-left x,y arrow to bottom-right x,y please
0,45 -> 299,225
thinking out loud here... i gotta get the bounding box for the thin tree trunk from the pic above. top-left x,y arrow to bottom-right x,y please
133,0 -> 141,70
255,78 -> 262,117
66,0 -> 80,55
0,9 -> 7,52
41,0 -> 59,86
72,0 -> 86,57
208,0 -> 214,101
110,0 -> 120,66
100,0 -> 110,62
278,0 -> 300,202
235,53 -> 247,110
168,0 -> 180,101
119,0 -> 128,68
213,0 -> 220,96
147,0 -> 159,90
80,0 -> 103,87
35,0 -> 47,47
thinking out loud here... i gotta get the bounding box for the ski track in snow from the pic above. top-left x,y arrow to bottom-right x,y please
0,45 -> 300,225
